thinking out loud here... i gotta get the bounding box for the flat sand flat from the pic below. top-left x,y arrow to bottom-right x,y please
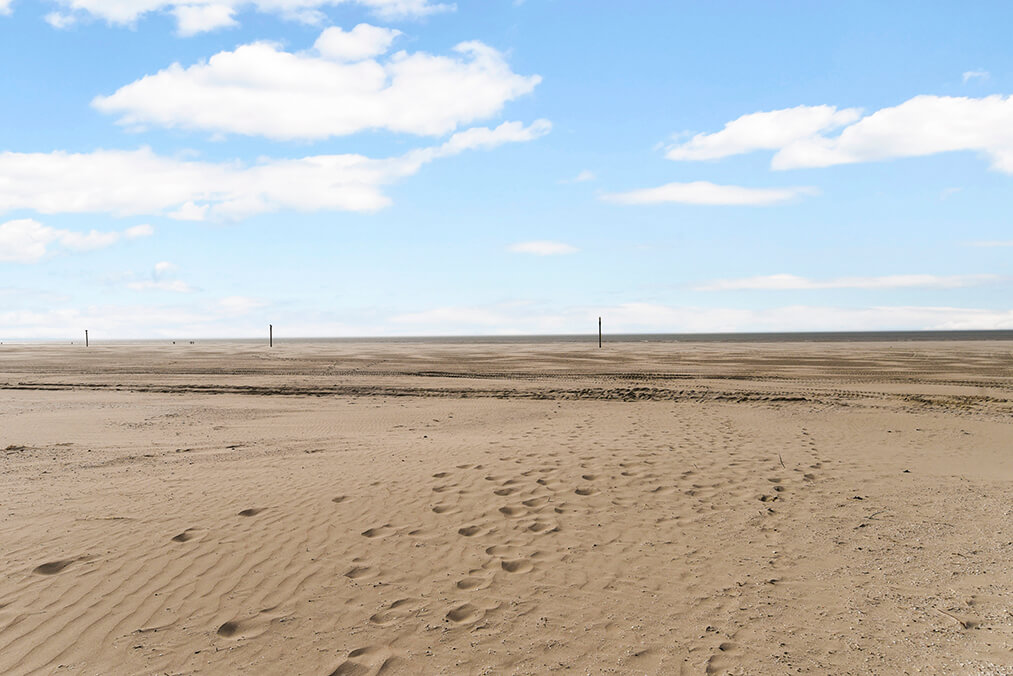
0,340 -> 1011,674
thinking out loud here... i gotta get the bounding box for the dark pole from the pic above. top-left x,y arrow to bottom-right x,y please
598,317 -> 602,348
85,330 -> 89,347
269,324 -> 273,347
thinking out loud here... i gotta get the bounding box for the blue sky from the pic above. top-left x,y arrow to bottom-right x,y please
1,0 -> 1011,338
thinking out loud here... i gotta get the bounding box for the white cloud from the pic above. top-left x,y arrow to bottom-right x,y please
127,279 -> 194,292
93,32 -> 539,140
508,240 -> 577,255
0,0 -> 11,15
963,70 -> 989,83
168,201 -> 209,221
0,298 -> 275,339
58,229 -> 121,251
172,3 -> 236,36
125,224 -> 155,238
4,299 -> 1012,339
389,301 -> 1013,334
666,105 -> 861,161
560,169 -> 594,184
0,220 -> 55,263
49,0 -> 453,34
315,23 -> 400,61
44,11 -> 77,27
219,295 -> 265,315
695,273 -> 1001,291
667,95 -> 1013,173
0,119 -> 550,220
598,303 -> 1013,332
127,260 -> 193,292
392,306 -> 508,326
0,219 -> 152,263
602,181 -> 816,206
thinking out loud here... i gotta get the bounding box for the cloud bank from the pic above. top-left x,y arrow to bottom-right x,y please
602,181 -> 816,206
508,241 -> 577,255
389,302 -> 1013,334
46,0 -> 453,34
667,95 -> 1013,173
0,219 -> 152,263
0,120 -> 551,220
696,273 -> 1000,291
94,30 -> 540,140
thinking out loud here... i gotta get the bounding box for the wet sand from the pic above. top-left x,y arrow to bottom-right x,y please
1,340 -> 1011,674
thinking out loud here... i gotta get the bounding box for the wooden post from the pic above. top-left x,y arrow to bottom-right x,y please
269,324 -> 273,347
598,317 -> 602,348
85,330 -> 89,347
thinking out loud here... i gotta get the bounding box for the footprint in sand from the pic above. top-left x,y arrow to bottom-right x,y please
456,571 -> 493,591
332,496 -> 350,503
445,603 -> 484,625
705,641 -> 740,674
329,646 -> 403,676
33,558 -> 79,575
574,487 -> 599,496
500,558 -> 533,574
171,528 -> 202,543
432,504 -> 457,515
458,525 -> 485,537
216,607 -> 289,640
526,519 -> 559,534
369,598 -> 422,626
498,506 -> 526,518
361,525 -> 394,538
485,544 -> 518,557
238,508 -> 265,517
344,565 -> 376,580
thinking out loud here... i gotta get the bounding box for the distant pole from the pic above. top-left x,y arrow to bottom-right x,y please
269,324 -> 273,348
85,330 -> 89,347
598,317 -> 602,348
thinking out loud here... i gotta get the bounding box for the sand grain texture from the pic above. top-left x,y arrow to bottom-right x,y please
0,340 -> 1011,674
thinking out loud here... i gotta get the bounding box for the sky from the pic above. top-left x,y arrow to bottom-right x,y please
1,0 -> 1011,339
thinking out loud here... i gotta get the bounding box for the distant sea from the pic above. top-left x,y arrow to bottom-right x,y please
276,330 -> 1013,343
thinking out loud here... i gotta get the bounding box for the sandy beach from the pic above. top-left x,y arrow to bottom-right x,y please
1,339 -> 1011,675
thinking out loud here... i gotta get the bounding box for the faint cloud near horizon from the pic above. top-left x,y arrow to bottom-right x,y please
965,240 -> 1013,247
602,181 -> 817,206
508,240 -> 577,255
962,70 -> 990,83
127,260 -> 195,293
0,219 -> 153,263
560,169 -> 595,184
694,273 -> 1001,292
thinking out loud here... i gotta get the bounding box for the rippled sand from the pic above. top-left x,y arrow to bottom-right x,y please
1,340 -> 1011,674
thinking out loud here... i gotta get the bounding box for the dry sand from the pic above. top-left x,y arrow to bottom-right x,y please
1,339 -> 1011,675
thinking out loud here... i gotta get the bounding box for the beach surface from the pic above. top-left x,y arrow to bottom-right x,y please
1,339 -> 1011,675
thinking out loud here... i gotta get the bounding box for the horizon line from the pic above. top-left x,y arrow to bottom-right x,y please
4,328 -> 1013,345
